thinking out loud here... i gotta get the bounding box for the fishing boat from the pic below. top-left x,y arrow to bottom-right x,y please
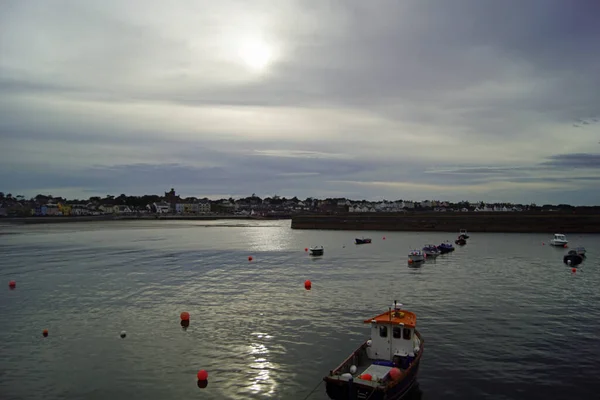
408,250 -> 425,263
422,245 -> 440,258
355,237 -> 373,245
437,241 -> 455,254
459,229 -> 469,239
549,234 -> 568,247
564,250 -> 584,266
323,301 -> 424,400
309,246 -> 324,256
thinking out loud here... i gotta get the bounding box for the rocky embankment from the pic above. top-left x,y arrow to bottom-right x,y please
291,212 -> 600,233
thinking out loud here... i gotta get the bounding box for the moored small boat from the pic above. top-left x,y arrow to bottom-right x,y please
309,246 -> 324,256
550,234 -> 568,247
355,237 -> 372,245
455,237 -> 466,246
564,250 -> 584,266
437,241 -> 455,254
408,249 -> 425,263
323,301 -> 424,400
422,244 -> 440,258
459,229 -> 470,239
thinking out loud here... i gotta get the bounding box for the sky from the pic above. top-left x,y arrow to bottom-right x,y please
1,0 -> 599,205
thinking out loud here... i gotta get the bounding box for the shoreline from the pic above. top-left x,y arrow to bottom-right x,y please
0,215 -> 292,225
290,212 -> 600,233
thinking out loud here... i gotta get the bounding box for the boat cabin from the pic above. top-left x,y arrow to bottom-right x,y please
553,234 -> 567,241
364,303 -> 419,367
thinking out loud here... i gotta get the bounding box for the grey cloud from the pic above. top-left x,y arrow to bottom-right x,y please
1,1 -> 600,203
541,153 -> 600,169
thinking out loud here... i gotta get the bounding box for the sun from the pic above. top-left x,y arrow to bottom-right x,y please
238,39 -> 273,71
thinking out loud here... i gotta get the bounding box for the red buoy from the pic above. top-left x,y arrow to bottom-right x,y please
197,370 -> 208,381
564,244 -> 568,248
359,373 -> 372,381
383,236 -> 386,240
389,367 -> 403,380
42,329 -> 48,337
304,280 -> 312,290
8,280 -> 16,289
305,248 -> 308,252
180,312 -> 190,321
572,268 -> 577,273
248,256 -> 253,262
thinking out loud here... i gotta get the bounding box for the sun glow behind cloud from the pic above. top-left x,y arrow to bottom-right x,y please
1,1 -> 600,204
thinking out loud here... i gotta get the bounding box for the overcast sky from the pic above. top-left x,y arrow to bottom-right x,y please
1,0 -> 599,204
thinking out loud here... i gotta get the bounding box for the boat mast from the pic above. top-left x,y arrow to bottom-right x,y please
389,304 -> 393,361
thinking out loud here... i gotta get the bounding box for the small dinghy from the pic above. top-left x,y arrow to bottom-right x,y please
422,244 -> 440,258
455,237 -> 467,246
437,241 -> 455,254
309,246 -> 324,256
355,237 -> 372,245
459,229 -> 470,239
564,250 -> 584,266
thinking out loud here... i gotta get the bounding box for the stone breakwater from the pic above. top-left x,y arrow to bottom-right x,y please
291,212 -> 600,233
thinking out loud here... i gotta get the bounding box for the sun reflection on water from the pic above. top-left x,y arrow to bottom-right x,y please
248,332 -> 278,396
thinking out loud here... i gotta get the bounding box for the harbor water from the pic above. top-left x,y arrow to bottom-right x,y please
1,220 -> 599,400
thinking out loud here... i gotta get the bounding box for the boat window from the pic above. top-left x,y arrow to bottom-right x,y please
403,328 -> 412,340
379,326 -> 388,338
393,327 -> 402,339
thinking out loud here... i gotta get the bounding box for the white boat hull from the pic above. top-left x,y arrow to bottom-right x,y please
550,240 -> 568,246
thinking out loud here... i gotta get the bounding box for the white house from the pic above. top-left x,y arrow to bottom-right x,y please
153,202 -> 170,214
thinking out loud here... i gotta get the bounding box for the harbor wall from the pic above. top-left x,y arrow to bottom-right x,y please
290,212 -> 600,233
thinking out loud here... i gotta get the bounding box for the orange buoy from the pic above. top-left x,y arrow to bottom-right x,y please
389,367 -> 403,380
8,280 -> 16,289
180,312 -> 190,321
197,370 -> 208,381
42,329 -> 48,337
304,248 -> 308,252
248,256 -> 253,262
304,280 -> 312,290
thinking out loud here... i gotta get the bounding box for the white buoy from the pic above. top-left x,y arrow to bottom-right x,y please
367,339 -> 372,346
120,331 -> 127,338
350,365 -> 357,374
341,373 -> 353,380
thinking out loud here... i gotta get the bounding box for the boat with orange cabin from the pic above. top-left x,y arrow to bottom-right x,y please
323,301 -> 423,400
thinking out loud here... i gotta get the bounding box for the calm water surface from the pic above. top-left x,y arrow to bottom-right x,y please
1,220 -> 599,400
